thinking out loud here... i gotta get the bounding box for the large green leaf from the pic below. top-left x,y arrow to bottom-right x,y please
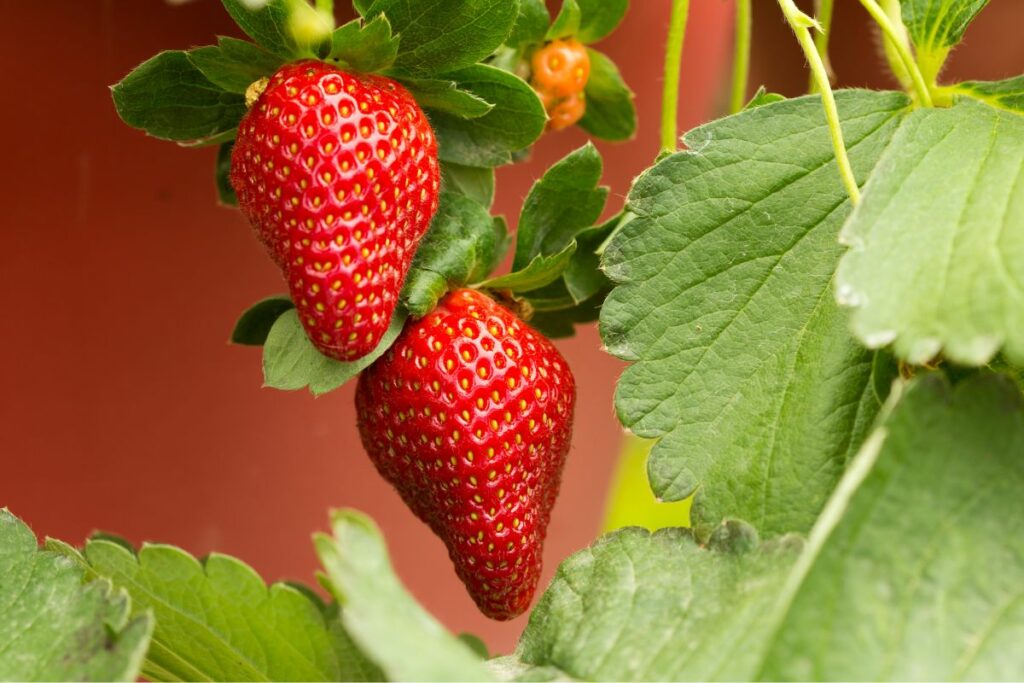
221,0 -> 297,59
78,537 -> 382,682
900,0 -> 990,50
0,510 -> 152,682
600,90 -> 909,540
262,308 -> 407,395
578,48 -> 636,142
836,98 -> 1024,366
493,523 -> 803,681
402,190 -> 501,316
430,64 -> 546,168
366,0 -> 518,76
498,372 -> 1024,681
315,510 -> 495,682
112,51 -> 247,144
505,0 -> 550,49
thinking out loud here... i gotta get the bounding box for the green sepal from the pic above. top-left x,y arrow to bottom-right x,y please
215,141 -> 239,207
506,0 -> 551,49
112,51 -> 247,145
441,162 -> 496,208
403,79 -> 495,119
578,48 -> 636,141
231,296 -> 294,345
575,0 -> 629,43
479,241 -> 578,293
546,0 -> 582,40
328,15 -> 400,74
262,309 -> 407,395
187,36 -> 284,94
744,85 -> 786,110
221,0 -> 298,59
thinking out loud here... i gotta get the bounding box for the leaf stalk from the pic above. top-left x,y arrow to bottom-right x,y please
729,0 -> 752,114
661,0 -> 691,152
858,0 -> 932,106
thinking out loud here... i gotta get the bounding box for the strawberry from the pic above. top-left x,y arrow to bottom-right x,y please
231,60 -> 440,361
355,289 -> 576,620
530,39 -> 591,133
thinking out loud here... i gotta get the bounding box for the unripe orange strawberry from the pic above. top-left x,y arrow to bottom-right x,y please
231,61 -> 440,361
530,38 -> 591,99
547,92 -> 587,131
355,289 -> 576,620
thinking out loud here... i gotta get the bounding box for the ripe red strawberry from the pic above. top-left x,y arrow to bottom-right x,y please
231,60 -> 440,361
355,289 -> 576,620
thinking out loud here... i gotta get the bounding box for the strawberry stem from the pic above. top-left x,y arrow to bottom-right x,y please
857,0 -> 933,107
807,0 -> 834,93
660,0 -> 691,153
729,0 -> 752,114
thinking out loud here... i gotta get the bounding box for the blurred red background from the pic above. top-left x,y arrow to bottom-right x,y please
2,0 -> 1021,654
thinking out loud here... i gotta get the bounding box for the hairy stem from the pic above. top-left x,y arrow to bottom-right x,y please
777,0 -> 861,205
808,0 -> 834,93
661,0 -> 691,152
858,0 -> 933,106
730,0 -> 752,113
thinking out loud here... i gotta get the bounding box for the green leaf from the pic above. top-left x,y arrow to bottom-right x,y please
187,36 -> 284,94
494,524 -> 803,681
404,79 -> 494,119
0,510 -> 152,682
112,51 -> 247,144
221,0 -> 297,58
744,85 -> 786,109
528,293 -> 603,338
480,241 -> 577,293
546,0 -> 581,40
231,296 -> 294,345
836,98 -> 1024,366
81,536 -> 382,682
506,0 -> 550,49
563,211 -> 622,304
575,0 -> 629,43
577,48 -> 636,141
403,192 -> 500,316
441,161 -> 496,208
216,141 -> 239,206
352,0 -> 374,16
950,74 -> 1024,114
262,308 -> 406,394
365,0 -> 519,76
514,143 -> 608,270
315,510 -> 495,682
900,0 -> 990,50
759,372 -> 1024,680
430,64 -> 546,168
328,15 -> 400,74
601,435 -> 692,532
601,90 -> 909,540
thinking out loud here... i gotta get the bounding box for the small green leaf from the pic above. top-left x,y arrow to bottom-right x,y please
187,36 -> 284,94
221,0 -> 297,58
480,241 -> 577,293
82,536 -> 382,682
576,0 -> 629,43
950,74 -> 1024,114
216,141 -> 239,206
528,295 -> 603,338
328,15 -> 400,74
365,0 -> 519,76
744,85 -> 786,109
514,143 -> 607,269
506,0 -> 550,49
441,161 -> 496,208
563,210 -> 622,303
352,0 -> 374,16
495,525 -> 802,681
315,510 -> 495,682
430,64 -> 546,168
112,51 -> 247,144
403,79 -> 494,119
0,510 -> 152,682
836,98 -> 1024,366
403,191 -> 499,316
900,0 -> 990,50
546,0 -> 581,40
263,308 -> 407,395
231,296 -> 294,345
601,90 -> 909,540
577,48 -> 636,141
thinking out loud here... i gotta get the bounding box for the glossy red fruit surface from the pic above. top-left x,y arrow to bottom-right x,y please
231,60 -> 440,361
355,289 -> 576,620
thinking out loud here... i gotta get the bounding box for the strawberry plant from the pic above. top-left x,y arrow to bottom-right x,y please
3,0 -> 1024,680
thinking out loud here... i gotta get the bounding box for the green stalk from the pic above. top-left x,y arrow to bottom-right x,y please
661,0 -> 691,153
858,0 -> 933,106
777,0 -> 861,205
315,0 -> 333,13
729,0 -> 752,114
808,0 -> 835,93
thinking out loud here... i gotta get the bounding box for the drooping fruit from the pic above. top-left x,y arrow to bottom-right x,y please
355,289 -> 576,620
231,60 -> 440,361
